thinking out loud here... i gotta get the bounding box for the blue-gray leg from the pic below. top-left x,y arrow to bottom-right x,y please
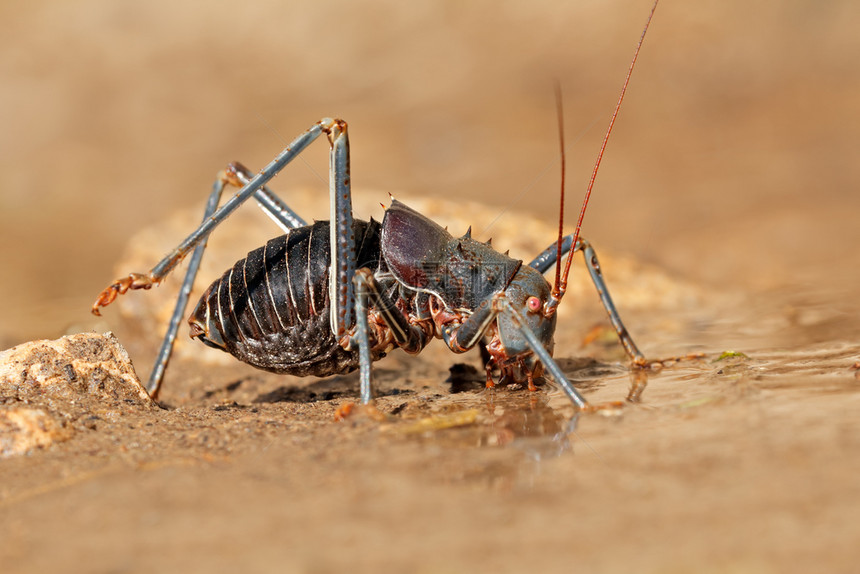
495,297 -> 589,409
437,294 -> 590,409
146,163 -> 308,398
352,268 -> 433,404
325,120 -> 356,339
528,235 -> 645,365
101,119 -> 348,296
93,118 -> 360,397
352,270 -> 374,405
225,162 -> 308,231
148,120 -> 331,281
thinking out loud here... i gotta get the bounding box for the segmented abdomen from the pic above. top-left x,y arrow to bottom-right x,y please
189,219 -> 381,377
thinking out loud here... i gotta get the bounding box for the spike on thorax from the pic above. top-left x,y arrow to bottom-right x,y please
462,226 -> 472,239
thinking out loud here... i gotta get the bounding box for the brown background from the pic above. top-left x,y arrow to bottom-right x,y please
2,0 -> 858,342
2,1 -> 859,572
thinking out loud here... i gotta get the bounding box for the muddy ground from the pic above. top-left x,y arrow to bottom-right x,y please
2,1 -> 860,572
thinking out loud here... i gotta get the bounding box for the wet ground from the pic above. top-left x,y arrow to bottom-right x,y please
2,1 -> 860,572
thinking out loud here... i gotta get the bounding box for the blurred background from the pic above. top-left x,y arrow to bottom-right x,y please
1,0 -> 858,346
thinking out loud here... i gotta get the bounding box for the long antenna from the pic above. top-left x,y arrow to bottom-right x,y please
552,82 -> 566,299
546,0 -> 659,315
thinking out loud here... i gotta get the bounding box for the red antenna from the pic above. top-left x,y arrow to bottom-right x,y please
551,82 -> 566,300
547,0 -> 660,315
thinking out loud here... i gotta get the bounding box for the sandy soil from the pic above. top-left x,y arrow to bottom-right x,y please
2,1 -> 860,572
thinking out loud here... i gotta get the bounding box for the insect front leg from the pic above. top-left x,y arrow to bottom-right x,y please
528,234 -> 646,366
493,295 -> 589,409
436,294 -> 590,409
438,298 -> 497,354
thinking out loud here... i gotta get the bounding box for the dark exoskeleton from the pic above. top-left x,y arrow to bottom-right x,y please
92,1 -> 664,408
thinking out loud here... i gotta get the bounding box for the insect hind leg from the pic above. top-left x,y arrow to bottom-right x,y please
221,162 -> 307,231
145,164 -> 311,398
145,175 -> 226,397
92,119 -> 333,315
91,118 -> 355,398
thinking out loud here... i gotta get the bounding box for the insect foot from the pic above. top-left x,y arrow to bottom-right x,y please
631,352 -> 707,371
91,272 -> 157,316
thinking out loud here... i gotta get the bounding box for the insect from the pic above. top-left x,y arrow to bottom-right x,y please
92,1 -> 661,408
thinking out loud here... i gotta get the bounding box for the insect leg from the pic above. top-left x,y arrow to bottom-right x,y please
145,178 -> 222,397
495,296 -> 589,409
353,270 -> 374,405
92,118 -> 341,313
438,296 -> 590,406
146,164 -> 310,398
527,234 -> 645,365
222,161 -> 307,231
352,268 -> 433,403
439,299 -> 498,353
324,120 -> 356,339
527,234 -> 576,274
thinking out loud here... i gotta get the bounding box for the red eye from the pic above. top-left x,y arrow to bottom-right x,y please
526,296 -> 542,313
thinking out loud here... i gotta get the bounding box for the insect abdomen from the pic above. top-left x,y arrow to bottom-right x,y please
189,219 -> 382,377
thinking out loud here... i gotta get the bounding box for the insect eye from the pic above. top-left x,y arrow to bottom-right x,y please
526,296 -> 542,313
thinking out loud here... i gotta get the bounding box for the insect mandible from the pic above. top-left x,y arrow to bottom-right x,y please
92,1 -> 661,408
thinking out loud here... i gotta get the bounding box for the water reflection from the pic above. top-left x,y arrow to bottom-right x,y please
490,403 -> 593,464
439,359 -> 653,462
384,362 -> 661,491
626,369 -> 649,402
